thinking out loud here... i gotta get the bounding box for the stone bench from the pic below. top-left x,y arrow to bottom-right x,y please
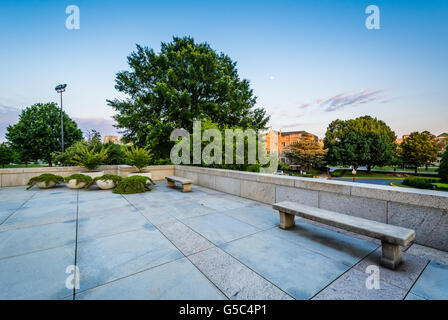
272,201 -> 416,269
166,176 -> 193,193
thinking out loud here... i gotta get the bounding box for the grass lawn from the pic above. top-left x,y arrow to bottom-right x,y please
392,181 -> 448,192
373,166 -> 439,173
0,164 -> 49,169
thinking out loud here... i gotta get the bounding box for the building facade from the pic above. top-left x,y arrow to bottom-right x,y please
265,128 -> 319,164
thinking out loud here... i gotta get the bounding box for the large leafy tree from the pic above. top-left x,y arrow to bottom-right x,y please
108,36 -> 270,161
400,131 -> 438,173
284,133 -> 326,171
6,103 -> 83,166
324,116 -> 396,172
439,148 -> 448,182
0,142 -> 15,168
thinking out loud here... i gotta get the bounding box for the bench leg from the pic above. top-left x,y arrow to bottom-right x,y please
279,211 -> 296,229
182,183 -> 192,193
380,241 -> 402,269
167,180 -> 175,188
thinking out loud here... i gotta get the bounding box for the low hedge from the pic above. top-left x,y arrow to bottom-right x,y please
86,174 -> 122,189
64,174 -> 93,185
27,174 -> 64,190
113,176 -> 155,194
402,177 -> 439,190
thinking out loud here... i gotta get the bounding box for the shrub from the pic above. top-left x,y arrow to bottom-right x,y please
86,174 -> 122,189
27,174 -> 64,190
439,149 -> 448,183
330,169 -> 345,177
246,163 -> 261,172
72,145 -> 109,171
113,176 -> 155,194
64,174 -> 93,185
0,142 -> 15,168
103,142 -> 127,165
402,177 -> 438,189
124,146 -> 151,172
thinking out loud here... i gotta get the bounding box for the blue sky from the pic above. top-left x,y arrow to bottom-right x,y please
0,0 -> 447,139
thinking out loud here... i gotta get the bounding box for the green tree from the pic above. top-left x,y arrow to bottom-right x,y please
6,103 -> 83,166
284,132 -> 326,171
439,148 -> 448,182
0,142 -> 15,168
401,131 -> 439,174
324,116 -> 396,172
108,36 -> 269,161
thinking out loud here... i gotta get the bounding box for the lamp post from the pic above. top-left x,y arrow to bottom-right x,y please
55,84 -> 67,152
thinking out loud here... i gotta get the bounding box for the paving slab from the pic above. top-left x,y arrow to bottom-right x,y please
161,200 -> 216,220
196,195 -> 251,211
312,268 -> 407,300
221,205 -> 279,230
189,247 -> 293,300
183,213 -> 260,246
0,245 -> 75,299
75,258 -> 226,300
158,221 -> 214,256
220,230 -> 351,300
0,187 -> 35,202
0,220 -> 76,259
405,292 -> 426,300
353,247 -> 428,290
78,197 -> 134,217
2,202 -> 77,226
409,261 -> 448,300
76,228 -> 183,291
405,243 -> 448,266
77,210 -> 153,241
267,221 -> 378,267
135,205 -> 179,226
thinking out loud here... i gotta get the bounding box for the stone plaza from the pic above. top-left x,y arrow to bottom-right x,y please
1,176 -> 447,300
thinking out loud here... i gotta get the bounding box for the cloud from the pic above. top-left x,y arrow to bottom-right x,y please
0,105 -> 20,141
73,117 -> 119,138
298,89 -> 386,113
282,123 -> 303,129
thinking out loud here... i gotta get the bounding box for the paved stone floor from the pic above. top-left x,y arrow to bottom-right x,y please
0,182 -> 447,300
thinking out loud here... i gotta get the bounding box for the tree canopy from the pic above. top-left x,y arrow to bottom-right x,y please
324,115 -> 396,171
0,142 -> 15,168
108,36 -> 270,161
6,103 -> 83,166
400,131 -> 438,173
284,132 -> 326,171
439,148 -> 448,182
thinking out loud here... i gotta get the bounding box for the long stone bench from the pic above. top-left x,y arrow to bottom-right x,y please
166,176 -> 193,193
272,201 -> 416,269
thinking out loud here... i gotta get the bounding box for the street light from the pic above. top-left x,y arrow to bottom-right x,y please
55,84 -> 67,152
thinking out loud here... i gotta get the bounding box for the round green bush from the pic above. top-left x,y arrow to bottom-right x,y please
113,176 -> 155,194
86,174 -> 122,189
27,174 -> 64,190
64,174 -> 93,185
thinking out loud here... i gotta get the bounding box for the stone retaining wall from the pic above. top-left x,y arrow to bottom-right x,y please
174,165 -> 448,252
0,165 -> 175,187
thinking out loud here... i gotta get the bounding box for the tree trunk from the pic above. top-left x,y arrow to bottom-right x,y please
415,166 -> 418,174
367,164 -> 372,174
48,160 -> 52,167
